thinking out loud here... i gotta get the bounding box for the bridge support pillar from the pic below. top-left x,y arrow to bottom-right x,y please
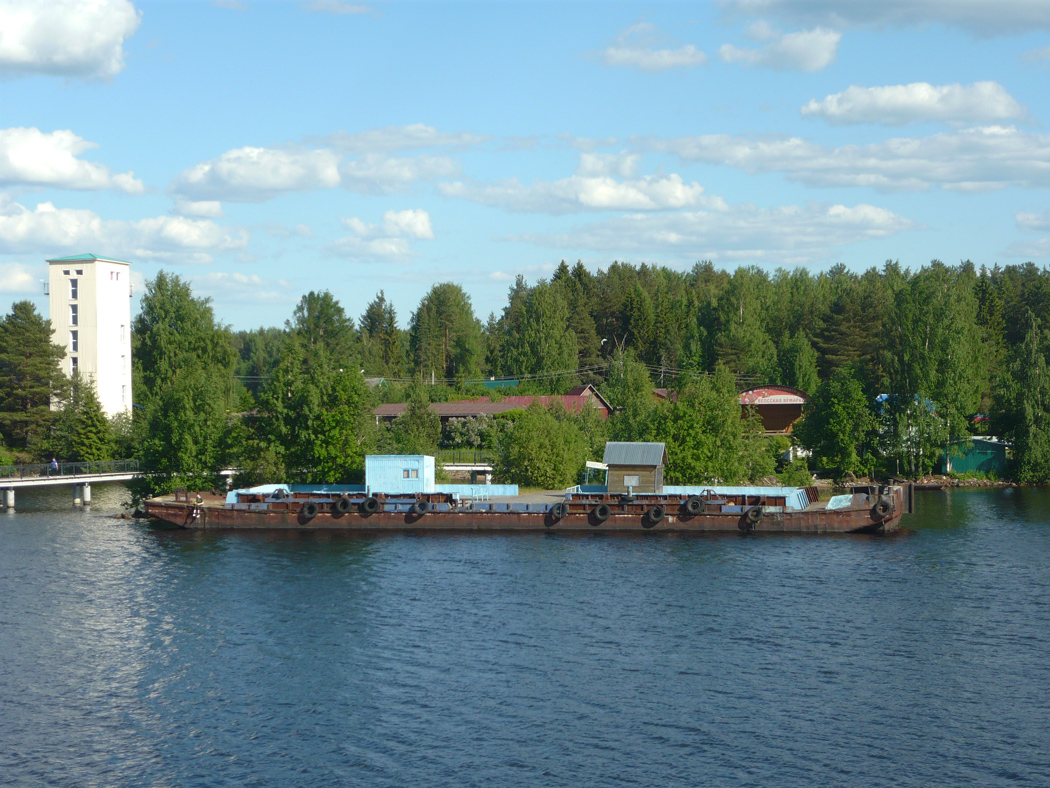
73,485 -> 82,505
2,488 -> 12,510
82,483 -> 91,504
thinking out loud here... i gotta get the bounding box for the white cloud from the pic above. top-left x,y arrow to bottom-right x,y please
0,127 -> 143,193
440,154 -> 718,214
719,23 -> 839,71
1022,45 -> 1050,63
559,133 -> 620,152
331,208 -> 434,261
513,202 -> 914,264
0,262 -> 36,293
381,209 -> 434,239
725,0 -> 1050,36
0,0 -> 141,78
173,198 -> 223,218
643,125 -> 1050,191
191,271 -> 295,303
316,124 -> 488,153
1017,210 -> 1050,232
172,146 -> 341,202
302,1 -> 372,14
600,23 -> 707,71
173,140 -> 458,201
339,154 -> 458,194
1005,237 -> 1050,258
802,81 -> 1028,125
0,196 -> 247,264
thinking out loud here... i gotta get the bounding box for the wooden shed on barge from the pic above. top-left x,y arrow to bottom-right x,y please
604,442 -> 667,494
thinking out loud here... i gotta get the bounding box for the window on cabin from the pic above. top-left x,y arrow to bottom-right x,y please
403,470 -> 410,479
624,474 -> 640,488
411,469 -> 419,479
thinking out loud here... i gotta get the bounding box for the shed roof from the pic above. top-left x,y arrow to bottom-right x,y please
603,441 -> 667,467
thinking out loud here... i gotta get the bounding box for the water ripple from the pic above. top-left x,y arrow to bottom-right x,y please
2,488 -> 1050,786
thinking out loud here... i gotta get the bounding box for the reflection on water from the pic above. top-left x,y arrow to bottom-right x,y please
1,487 -> 1049,787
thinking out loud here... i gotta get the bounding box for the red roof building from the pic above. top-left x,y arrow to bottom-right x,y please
373,384 -> 613,423
739,385 -> 809,433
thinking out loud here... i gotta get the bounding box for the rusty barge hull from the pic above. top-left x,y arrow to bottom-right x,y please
144,491 -> 907,535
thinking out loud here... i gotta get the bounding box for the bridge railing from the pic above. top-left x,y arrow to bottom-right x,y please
435,449 -> 496,466
0,459 -> 140,481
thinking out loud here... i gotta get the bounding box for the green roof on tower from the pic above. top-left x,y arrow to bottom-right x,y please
46,253 -> 133,264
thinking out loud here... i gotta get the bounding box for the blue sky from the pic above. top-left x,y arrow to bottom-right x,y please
2,0 -> 1050,329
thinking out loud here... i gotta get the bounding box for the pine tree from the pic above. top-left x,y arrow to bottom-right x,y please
0,301 -> 68,450
50,374 -> 114,462
408,283 -> 483,381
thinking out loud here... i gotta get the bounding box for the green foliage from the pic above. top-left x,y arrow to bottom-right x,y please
360,290 -> 404,377
48,374 -> 114,462
256,336 -> 371,483
778,458 -> 814,487
289,290 -> 358,365
442,413 -> 495,449
497,278 -> 577,392
494,404 -> 586,488
993,311 -> 1050,483
0,301 -> 68,450
391,381 -> 441,455
779,331 -> 819,395
652,364 -> 752,484
109,410 -> 137,460
409,282 -> 483,381
794,368 -> 876,479
603,349 -> 656,442
132,272 -> 238,496
882,263 -> 987,475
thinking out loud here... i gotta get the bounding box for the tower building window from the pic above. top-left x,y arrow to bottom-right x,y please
70,304 -> 78,326
71,331 -> 78,352
69,278 -> 78,299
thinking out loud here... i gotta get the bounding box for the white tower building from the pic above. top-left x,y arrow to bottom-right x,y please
47,254 -> 133,417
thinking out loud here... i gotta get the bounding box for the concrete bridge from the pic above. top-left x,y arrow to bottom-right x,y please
1,460 -> 140,510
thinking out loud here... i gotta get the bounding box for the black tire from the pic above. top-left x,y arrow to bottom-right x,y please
335,496 -> 352,514
592,503 -> 611,525
745,506 -> 762,525
685,496 -> 703,515
644,504 -> 665,527
361,496 -> 380,514
301,501 -> 318,519
411,499 -> 429,516
874,499 -> 892,518
550,502 -> 568,520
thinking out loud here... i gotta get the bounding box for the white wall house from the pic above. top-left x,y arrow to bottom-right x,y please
47,254 -> 133,417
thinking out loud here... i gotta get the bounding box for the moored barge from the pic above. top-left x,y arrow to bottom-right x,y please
144,482 -> 913,534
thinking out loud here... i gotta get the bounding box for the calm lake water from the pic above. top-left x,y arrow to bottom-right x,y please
2,484 -> 1050,787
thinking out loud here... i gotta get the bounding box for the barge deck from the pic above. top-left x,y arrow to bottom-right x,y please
144,484 -> 912,534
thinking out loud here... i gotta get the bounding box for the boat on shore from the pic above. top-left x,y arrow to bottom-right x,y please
144,482 -> 913,534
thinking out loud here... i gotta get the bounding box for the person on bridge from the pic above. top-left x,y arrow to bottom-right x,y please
49,458 -> 58,475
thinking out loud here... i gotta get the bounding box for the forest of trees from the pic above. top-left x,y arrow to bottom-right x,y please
2,258 -> 1050,491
